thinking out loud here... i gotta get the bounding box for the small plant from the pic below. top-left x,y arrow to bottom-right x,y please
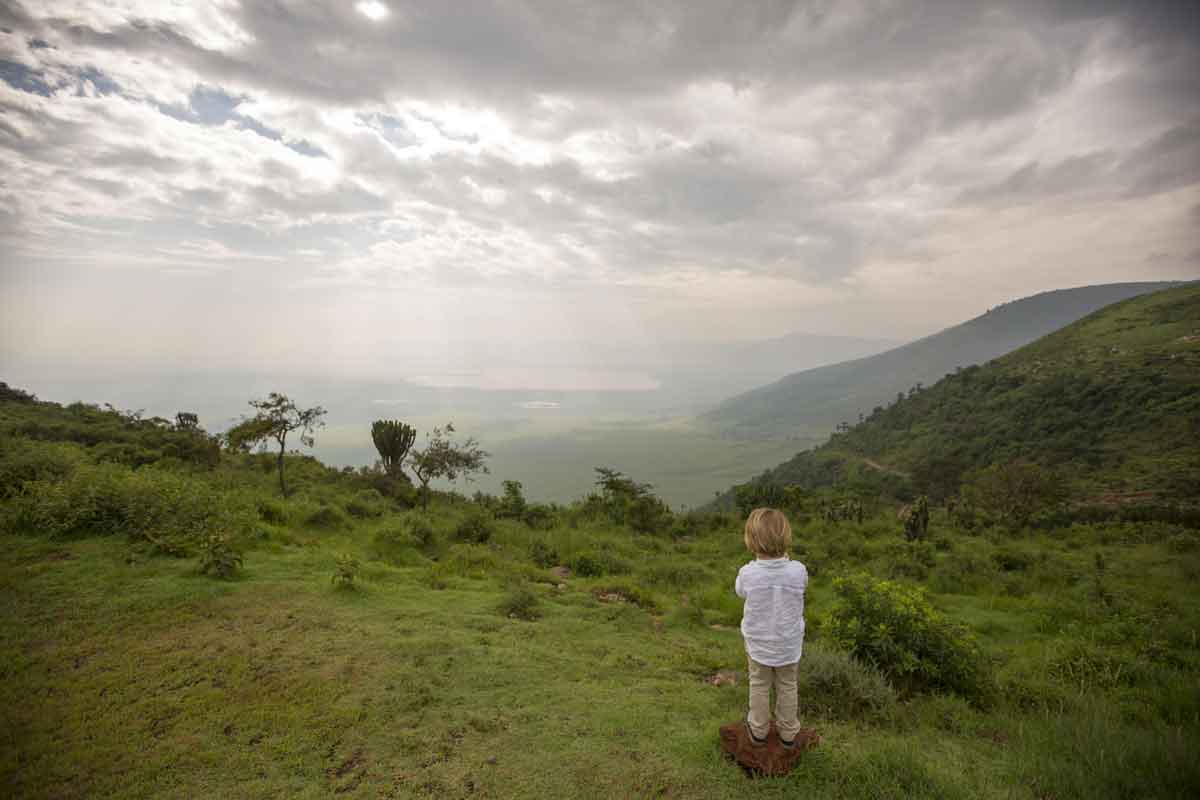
331,553 -> 360,587
901,495 -> 930,540
497,583 -> 542,620
198,532 -> 243,579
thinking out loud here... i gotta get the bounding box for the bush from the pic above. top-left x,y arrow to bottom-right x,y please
331,553 -> 360,587
198,532 -> 243,579
568,551 -> 632,577
498,583 -> 542,620
404,515 -> 441,555
453,510 -> 496,544
369,526 -> 425,567
303,503 -> 350,530
0,439 -> 84,499
522,503 -> 556,530
3,463 -> 256,553
825,573 -> 991,702
257,499 -> 288,524
344,489 -> 386,519
796,643 -> 897,721
528,539 -> 559,568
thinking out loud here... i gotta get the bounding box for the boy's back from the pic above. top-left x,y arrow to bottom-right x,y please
736,557 -> 808,667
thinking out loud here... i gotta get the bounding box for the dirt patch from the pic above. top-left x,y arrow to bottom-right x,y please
703,670 -> 741,687
596,592 -> 628,603
718,720 -> 820,777
327,748 -> 364,779
550,566 -> 572,579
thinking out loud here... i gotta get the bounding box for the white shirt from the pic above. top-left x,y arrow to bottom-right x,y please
735,556 -> 808,667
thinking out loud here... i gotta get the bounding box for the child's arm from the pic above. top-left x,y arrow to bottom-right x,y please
735,566 -> 746,598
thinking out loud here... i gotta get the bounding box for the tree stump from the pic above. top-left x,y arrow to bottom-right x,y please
718,721 -> 820,777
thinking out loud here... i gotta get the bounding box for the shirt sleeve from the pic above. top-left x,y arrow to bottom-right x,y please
735,566 -> 746,598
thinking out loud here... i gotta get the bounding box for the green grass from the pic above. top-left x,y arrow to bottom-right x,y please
3,506 -> 1199,798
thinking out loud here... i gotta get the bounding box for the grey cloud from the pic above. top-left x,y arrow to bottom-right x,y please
1121,121 -> 1200,198
957,152 -> 1116,206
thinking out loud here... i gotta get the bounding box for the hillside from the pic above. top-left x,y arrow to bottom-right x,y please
727,284 -> 1200,504
704,281 -> 1187,440
2,376 -> 1200,798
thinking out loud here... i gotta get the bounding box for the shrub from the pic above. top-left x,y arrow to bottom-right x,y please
369,526 -> 424,567
404,515 -> 441,556
796,643 -> 897,721
344,489 -> 386,519
332,553 -> 360,587
568,551 -> 632,577
303,503 -> 350,530
498,583 -> 542,620
825,573 -> 991,701
528,539 -> 559,568
3,463 -> 256,553
453,510 -> 496,544
522,503 -> 556,530
0,439 -> 84,499
257,499 -> 288,524
198,532 -> 243,579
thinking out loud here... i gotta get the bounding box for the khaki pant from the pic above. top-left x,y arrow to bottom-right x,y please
747,657 -> 800,742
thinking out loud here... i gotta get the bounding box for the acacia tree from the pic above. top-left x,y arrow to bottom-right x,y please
227,393 -> 326,496
963,461 -> 1066,530
406,423 -> 489,510
370,420 -> 416,480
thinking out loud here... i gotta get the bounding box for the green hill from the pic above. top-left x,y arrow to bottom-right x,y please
725,284 -> 1200,505
704,281 -> 1187,440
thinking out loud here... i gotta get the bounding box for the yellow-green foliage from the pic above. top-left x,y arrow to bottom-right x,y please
826,573 -> 991,702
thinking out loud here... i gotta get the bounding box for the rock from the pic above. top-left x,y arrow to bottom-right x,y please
718,720 -> 820,777
550,566 -> 572,579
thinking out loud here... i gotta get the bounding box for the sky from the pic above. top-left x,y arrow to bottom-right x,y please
1,0 -> 1198,392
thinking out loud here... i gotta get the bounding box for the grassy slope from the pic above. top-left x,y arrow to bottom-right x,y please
731,284 -> 1200,500
703,281 -> 1187,440
3,504 -> 1200,799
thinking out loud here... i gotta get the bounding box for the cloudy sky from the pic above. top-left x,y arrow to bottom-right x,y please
1,0 -> 1198,390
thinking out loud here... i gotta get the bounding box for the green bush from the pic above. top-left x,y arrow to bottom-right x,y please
0,439 -> 84,499
257,499 -> 288,524
404,515 -> 441,556
568,551 -> 632,577
302,503 -> 350,530
198,532 -> 243,578
498,583 -> 542,620
797,643 -> 897,721
453,510 -> 496,544
825,573 -> 991,701
331,553 -> 360,587
343,489 -> 387,519
368,526 -> 425,567
3,463 -> 256,553
527,539 -> 559,568
521,503 -> 556,530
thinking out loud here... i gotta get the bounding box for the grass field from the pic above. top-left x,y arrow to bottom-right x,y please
4,502 -> 1198,799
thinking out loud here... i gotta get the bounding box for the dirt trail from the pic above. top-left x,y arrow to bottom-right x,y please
828,450 -> 911,478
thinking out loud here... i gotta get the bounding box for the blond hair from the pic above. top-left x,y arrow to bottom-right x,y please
743,507 -> 791,558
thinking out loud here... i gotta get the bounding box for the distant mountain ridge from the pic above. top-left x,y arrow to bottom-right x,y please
703,281 -> 1188,440
717,284 -> 1200,504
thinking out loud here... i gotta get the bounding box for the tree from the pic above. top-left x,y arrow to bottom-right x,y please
407,423 -> 489,510
226,393 -> 326,496
370,420 -> 416,479
962,461 -> 1067,530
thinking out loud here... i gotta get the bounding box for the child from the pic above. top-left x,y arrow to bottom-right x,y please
735,507 -> 808,747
